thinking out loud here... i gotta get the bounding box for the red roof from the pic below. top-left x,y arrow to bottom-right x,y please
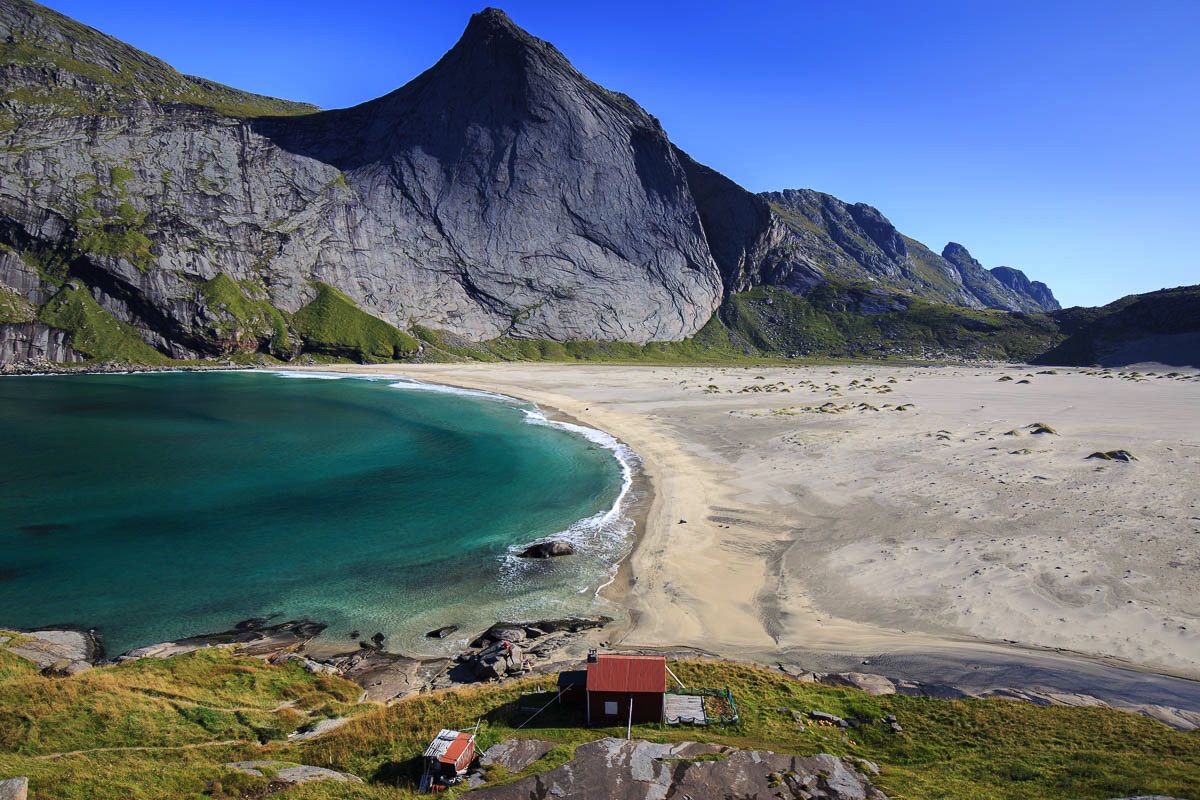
586,654 -> 666,694
440,733 -> 474,766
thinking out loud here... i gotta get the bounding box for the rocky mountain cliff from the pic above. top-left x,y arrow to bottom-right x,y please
0,1 -> 1060,365
764,190 -> 1059,314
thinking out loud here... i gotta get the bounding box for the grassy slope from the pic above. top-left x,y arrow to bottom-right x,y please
1037,285 -> 1200,366
36,283 -> 169,364
0,0 -> 317,119
0,644 -> 365,800
292,283 -> 420,363
198,273 -> 293,356
720,284 -> 1062,362
2,647 -> 1196,800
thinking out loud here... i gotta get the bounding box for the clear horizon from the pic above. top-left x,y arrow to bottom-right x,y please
37,0 -> 1199,309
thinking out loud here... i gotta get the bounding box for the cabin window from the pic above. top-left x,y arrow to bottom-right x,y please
604,701 -> 618,715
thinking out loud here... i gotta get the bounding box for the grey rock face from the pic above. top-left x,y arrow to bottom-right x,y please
479,738 -> 558,773
468,738 -> 888,800
676,151 -> 823,296
225,762 -> 362,785
0,6 -> 723,358
761,190 -> 1059,313
763,189 -> 979,306
991,265 -> 1061,310
0,777 -> 28,800
941,242 -> 1046,312
0,322 -> 83,363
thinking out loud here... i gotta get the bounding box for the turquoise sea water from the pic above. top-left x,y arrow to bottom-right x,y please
0,371 -> 633,657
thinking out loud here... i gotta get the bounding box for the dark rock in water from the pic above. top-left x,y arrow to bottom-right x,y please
518,541 -> 576,559
1087,450 -> 1138,462
466,738 -> 888,799
425,625 -> 459,639
371,632 -> 385,646
532,616 -> 612,634
348,630 -> 360,639
234,617 -> 271,631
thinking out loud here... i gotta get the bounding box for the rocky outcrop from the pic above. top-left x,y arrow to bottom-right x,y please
224,762 -> 362,785
991,265 -> 1060,310
479,738 -> 558,773
941,242 -> 1055,313
468,738 -> 888,800
676,152 -> 823,296
0,778 -> 28,800
760,190 -> 1060,313
1,629 -> 97,675
0,322 -> 83,364
1037,285 -> 1200,367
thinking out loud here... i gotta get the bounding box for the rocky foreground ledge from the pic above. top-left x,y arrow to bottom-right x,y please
5,619 -> 1200,734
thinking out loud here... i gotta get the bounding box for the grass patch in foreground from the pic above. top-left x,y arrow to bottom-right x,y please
2,652 -> 1197,798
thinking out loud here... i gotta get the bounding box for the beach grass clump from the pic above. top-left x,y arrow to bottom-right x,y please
1086,450 -> 1138,462
1027,422 -> 1058,435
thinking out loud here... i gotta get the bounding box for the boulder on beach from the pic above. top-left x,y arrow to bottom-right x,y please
518,541 -> 576,558
426,625 -> 459,639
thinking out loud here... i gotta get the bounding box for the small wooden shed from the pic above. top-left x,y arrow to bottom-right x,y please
585,653 -> 666,725
419,728 -> 476,792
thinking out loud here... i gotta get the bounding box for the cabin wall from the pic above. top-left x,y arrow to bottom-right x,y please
587,691 -> 664,724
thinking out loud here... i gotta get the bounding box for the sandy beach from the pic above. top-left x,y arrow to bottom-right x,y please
310,362 -> 1200,688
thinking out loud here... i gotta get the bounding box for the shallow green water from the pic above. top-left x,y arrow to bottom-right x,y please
0,371 -> 632,656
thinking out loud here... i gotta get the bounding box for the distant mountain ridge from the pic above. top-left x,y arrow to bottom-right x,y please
0,1 -> 1074,366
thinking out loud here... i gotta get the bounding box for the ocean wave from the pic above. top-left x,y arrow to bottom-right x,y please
498,408 -> 639,598
384,379 -> 519,404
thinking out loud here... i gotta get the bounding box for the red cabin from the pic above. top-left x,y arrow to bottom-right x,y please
586,653 -> 666,725
419,728 -> 476,793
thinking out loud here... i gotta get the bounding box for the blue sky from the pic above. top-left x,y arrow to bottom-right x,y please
45,0 -> 1199,308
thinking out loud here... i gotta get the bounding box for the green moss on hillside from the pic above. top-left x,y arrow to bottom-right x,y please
721,284 -> 1062,362
198,273 -> 292,356
292,283 -> 420,363
0,286 -> 36,323
37,283 -> 169,364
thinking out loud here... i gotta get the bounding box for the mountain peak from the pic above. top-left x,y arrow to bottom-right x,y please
454,6 -> 559,65
471,7 -> 519,30
941,242 -> 979,267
